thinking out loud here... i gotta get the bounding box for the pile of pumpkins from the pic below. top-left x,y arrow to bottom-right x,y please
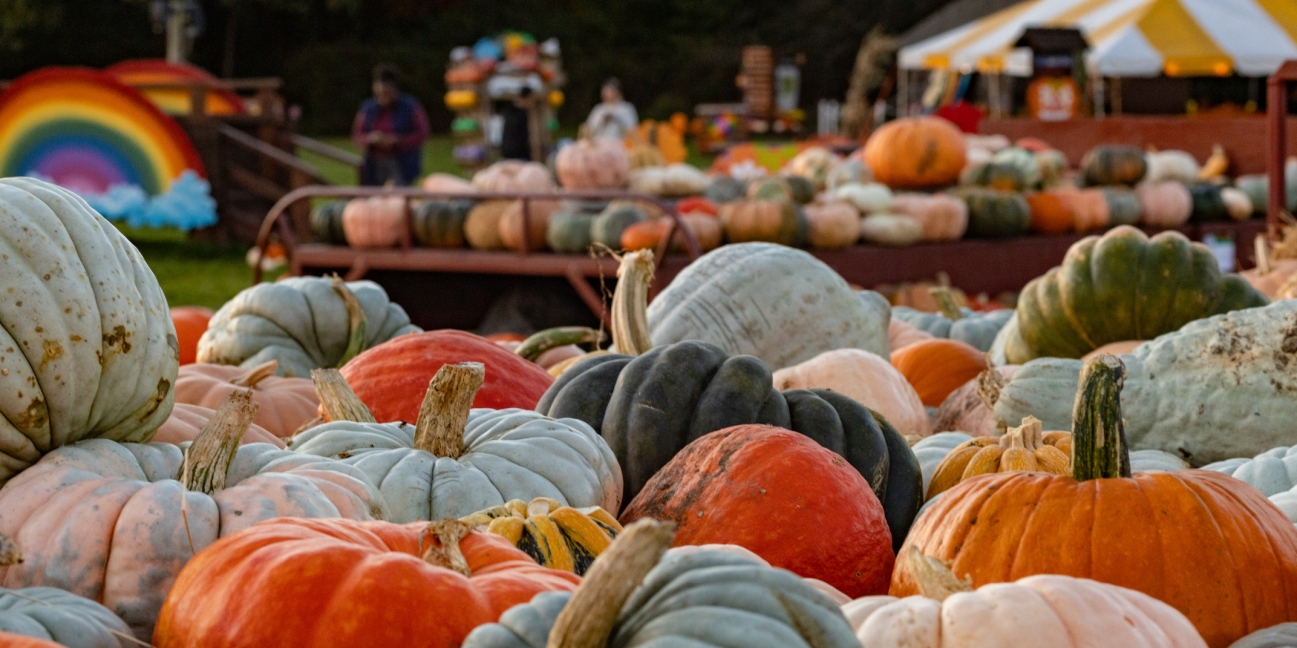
8,175 -> 1297,648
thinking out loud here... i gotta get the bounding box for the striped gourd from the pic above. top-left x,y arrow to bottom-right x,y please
461,498 -> 622,575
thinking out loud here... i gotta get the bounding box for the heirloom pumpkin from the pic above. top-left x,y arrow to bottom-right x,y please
847,548 -> 1207,648
342,194 -> 406,249
555,137 -> 631,189
929,365 -> 1017,437
545,210 -> 595,254
626,163 -> 709,197
460,497 -> 621,575
411,199 -> 474,248
892,300 -> 1013,352
1188,182 -> 1228,222
863,117 -> 967,189
804,200 -> 861,248
309,200 -> 348,244
831,182 -> 893,214
153,517 -> 580,648
890,192 -> 968,241
0,586 -> 133,648
0,177 -> 178,486
1136,181 -> 1193,228
925,417 -> 1071,498
784,146 -> 840,190
1081,144 -> 1147,186
957,188 -> 1031,238
772,348 -> 932,439
1144,149 -> 1201,184
174,360 -> 318,437
472,160 -> 556,192
462,520 -> 861,648
960,161 -> 1029,192
499,198 -> 562,252
464,200 -> 514,250
646,243 -> 892,368
1009,226 -> 1268,362
890,338 -> 988,407
703,176 -> 748,203
1070,188 -> 1112,232
0,392 -> 387,639
888,317 -> 934,351
419,172 -> 475,193
718,199 -> 804,245
895,355 -> 1297,648
290,363 -> 621,522
590,202 -> 648,250
171,306 -> 213,365
621,425 -> 895,598
198,275 -> 419,377
860,214 -> 923,246
1103,186 -> 1143,225
152,402 -> 283,447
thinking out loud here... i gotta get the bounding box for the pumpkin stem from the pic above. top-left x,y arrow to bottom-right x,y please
0,532 -> 21,566
311,368 -> 376,423
611,249 -> 655,356
1001,416 -> 1042,450
976,368 -> 1005,411
331,275 -> 369,368
420,518 -> 475,577
545,519 -> 675,648
907,547 -> 972,602
231,359 -> 279,388
413,362 -> 485,459
180,390 -> 258,494
1070,354 -> 1131,481
515,327 -> 605,362
1255,234 -> 1272,275
928,286 -> 963,321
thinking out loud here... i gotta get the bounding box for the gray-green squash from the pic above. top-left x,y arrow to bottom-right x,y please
196,276 -> 419,377
891,306 -> 1012,352
310,200 -> 348,244
645,243 -> 891,369
704,176 -> 748,204
1202,445 -> 1297,497
590,203 -> 647,250
991,300 -> 1297,466
545,211 -> 596,254
0,586 -> 133,648
0,177 -> 178,487
411,199 -> 474,248
1229,623 -> 1297,648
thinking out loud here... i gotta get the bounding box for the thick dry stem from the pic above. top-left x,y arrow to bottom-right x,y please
515,327 -> 605,362
311,368 -> 376,423
413,362 -> 485,458
546,519 -> 676,648
421,518 -> 475,577
231,359 -> 278,388
331,275 -> 369,367
928,286 -> 963,321
1002,416 -> 1043,450
1071,354 -> 1130,481
611,249 -> 655,356
907,546 -> 972,602
180,390 -> 258,494
976,368 -> 1005,411
0,531 -> 21,566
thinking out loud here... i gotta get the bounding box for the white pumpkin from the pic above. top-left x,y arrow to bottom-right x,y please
826,158 -> 873,190
1144,149 -> 1201,184
1131,449 -> 1190,472
861,213 -> 924,246
1203,446 -> 1297,497
627,163 -> 710,197
1220,187 -> 1255,220
831,182 -> 893,214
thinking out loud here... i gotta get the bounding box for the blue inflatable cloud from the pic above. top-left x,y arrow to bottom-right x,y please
49,170 -> 218,231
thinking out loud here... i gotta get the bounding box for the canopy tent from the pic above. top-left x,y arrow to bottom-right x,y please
899,0 -> 1297,77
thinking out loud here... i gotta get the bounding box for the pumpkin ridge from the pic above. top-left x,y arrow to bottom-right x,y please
1058,241 -> 1102,350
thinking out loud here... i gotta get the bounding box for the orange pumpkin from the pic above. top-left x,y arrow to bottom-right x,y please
1026,191 -> 1074,235
151,402 -> 284,447
718,199 -> 802,245
620,219 -> 669,251
0,633 -> 63,648
342,195 -> 407,249
890,338 -> 988,407
1071,188 -> 1111,232
174,361 -> 319,437
170,306 -> 213,366
619,425 -> 894,598
893,356 -> 1297,648
498,198 -> 562,252
619,216 -> 722,253
153,518 -> 580,648
863,117 -> 967,189
555,137 -> 631,189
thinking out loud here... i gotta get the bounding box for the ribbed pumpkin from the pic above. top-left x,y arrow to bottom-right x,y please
590,202 -> 647,250
460,497 -> 621,576
464,200 -> 514,250
498,198 -> 562,252
545,210 -> 595,254
471,160 -> 556,192
309,200 -> 347,244
1009,226 -> 1268,362
174,360 -> 318,437
1136,180 -> 1194,228
747,176 -> 795,202
555,137 -> 631,189
339,329 -> 553,422
930,365 -> 1018,437
1188,182 -> 1228,222
960,160 -> 1029,191
888,317 -> 935,351
957,188 -> 1031,238
153,518 -> 580,648
860,214 -> 923,246
171,306 -> 213,366
411,199 -> 473,248
893,356 -> 1297,648
804,200 -> 861,249
151,402 -> 283,447
1103,186 -> 1143,225
863,117 -> 967,189
925,416 -> 1070,498
719,199 -> 804,245
890,338 -> 988,407
0,586 -> 134,648
892,299 -> 1013,352
621,425 -> 895,598
342,194 -> 406,249
1231,624 -> 1297,648
1080,144 -> 1147,186
890,192 -> 968,241
772,348 -> 932,440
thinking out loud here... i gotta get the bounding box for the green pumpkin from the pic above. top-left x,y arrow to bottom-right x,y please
703,176 -> 748,203
546,211 -> 595,254
960,161 -> 1029,191
590,203 -> 647,250
891,306 -> 1013,352
310,200 -> 348,244
956,188 -> 1031,238
1009,225 -> 1269,363
1081,144 -> 1147,186
411,199 -> 473,248
748,177 -> 794,202
1187,182 -> 1228,222
784,175 -> 816,204
990,147 -> 1041,188
536,341 -> 923,549
0,586 -> 134,647
1235,162 -> 1297,213
1101,187 -> 1142,226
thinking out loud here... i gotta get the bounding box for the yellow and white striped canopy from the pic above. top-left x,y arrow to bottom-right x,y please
899,0 -> 1297,77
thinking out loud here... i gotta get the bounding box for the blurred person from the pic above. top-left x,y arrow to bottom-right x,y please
584,78 -> 638,140
352,64 -> 430,185
500,86 -> 535,161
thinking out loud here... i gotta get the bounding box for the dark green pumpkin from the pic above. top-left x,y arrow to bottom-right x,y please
536,340 -> 923,550
784,176 -> 816,204
957,188 -> 1031,238
704,176 -> 748,204
747,177 -> 794,202
309,200 -> 348,244
590,204 -> 647,250
1081,144 -> 1147,186
1010,225 -> 1270,363
411,199 -> 474,248
1101,187 -> 1142,226
1187,182 -> 1228,222
545,211 -> 596,254
960,161 -> 1028,191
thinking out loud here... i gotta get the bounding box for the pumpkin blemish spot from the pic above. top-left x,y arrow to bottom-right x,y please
40,339 -> 62,368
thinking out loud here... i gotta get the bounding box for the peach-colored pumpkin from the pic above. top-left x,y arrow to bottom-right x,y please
888,317 -> 935,352
1242,259 -> 1297,298
471,160 -> 556,192
1136,181 -> 1193,229
555,138 -> 631,189
1081,340 -> 1144,361
804,200 -> 861,249
174,362 -> 319,437
342,195 -> 406,248
930,365 -> 1018,436
463,200 -> 513,250
151,403 -> 285,447
1071,188 -> 1111,232
890,193 -> 967,241
498,198 -> 563,252
772,348 -> 933,438
419,173 -> 475,193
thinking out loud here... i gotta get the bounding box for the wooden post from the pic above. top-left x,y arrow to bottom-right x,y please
288,168 -> 312,240
1267,70 -> 1288,238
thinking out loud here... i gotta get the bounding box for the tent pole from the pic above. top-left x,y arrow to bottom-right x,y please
898,68 -> 908,118
1267,72 -> 1286,239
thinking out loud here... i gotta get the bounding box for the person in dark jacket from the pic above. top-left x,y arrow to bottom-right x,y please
499,86 -> 535,161
351,64 -> 430,185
